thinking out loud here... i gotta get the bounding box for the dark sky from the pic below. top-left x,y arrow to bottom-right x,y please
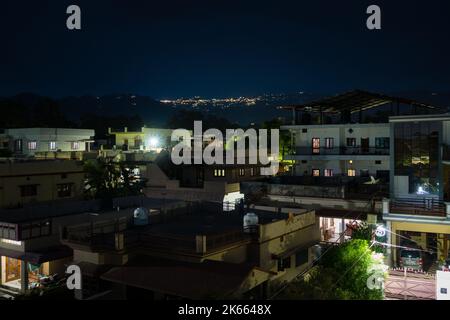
1,0 -> 450,98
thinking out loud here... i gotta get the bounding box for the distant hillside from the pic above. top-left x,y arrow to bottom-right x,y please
1,91 -> 449,131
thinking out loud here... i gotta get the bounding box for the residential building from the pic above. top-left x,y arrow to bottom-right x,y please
383,113 -> 450,270
0,159 -> 85,209
144,151 -> 265,209
61,201 -> 320,299
0,128 -> 95,157
108,127 -> 174,152
281,90 -> 442,179
282,123 -> 390,178
0,196 -> 183,294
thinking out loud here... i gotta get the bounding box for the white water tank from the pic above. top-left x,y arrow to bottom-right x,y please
243,212 -> 259,233
133,207 -> 149,226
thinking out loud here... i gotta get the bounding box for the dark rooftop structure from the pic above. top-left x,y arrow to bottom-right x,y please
101,257 -> 271,299
282,90 -> 446,125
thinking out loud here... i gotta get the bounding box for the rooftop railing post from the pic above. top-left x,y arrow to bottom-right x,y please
382,198 -> 390,215
445,202 -> 450,218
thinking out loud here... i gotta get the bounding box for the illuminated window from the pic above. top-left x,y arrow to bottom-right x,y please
27,141 -> 37,150
71,141 -> 79,150
1,239 -> 21,246
312,138 -> 320,154
324,169 -> 333,177
325,138 -> 334,149
347,169 -> 356,177
312,169 -> 320,177
214,169 -> 225,177
250,168 -> 255,176
239,168 -> 245,176
49,141 -> 57,150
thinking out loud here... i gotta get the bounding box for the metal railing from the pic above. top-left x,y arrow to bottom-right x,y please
293,146 -> 389,156
389,198 -> 446,217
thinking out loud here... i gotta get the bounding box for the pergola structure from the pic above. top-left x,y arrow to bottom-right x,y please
282,90 -> 445,125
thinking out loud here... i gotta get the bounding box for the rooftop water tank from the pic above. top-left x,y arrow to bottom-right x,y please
133,207 -> 149,226
243,212 -> 259,234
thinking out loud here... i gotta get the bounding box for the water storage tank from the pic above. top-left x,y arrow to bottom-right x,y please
133,207 -> 149,226
243,212 -> 259,233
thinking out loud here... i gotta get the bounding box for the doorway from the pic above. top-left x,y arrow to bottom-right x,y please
5,257 -> 21,282
361,138 -> 369,153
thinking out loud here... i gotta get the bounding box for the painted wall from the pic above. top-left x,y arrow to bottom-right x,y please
0,160 -> 84,208
290,123 -> 390,149
3,128 -> 94,156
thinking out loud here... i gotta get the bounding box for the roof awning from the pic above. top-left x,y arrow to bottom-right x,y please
281,90 -> 444,114
0,245 -> 72,264
101,261 -> 271,299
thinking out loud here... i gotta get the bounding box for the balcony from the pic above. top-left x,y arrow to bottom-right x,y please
292,146 -> 389,156
387,198 -> 447,217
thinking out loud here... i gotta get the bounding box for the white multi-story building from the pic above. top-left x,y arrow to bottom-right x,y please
281,123 -> 390,178
0,128 -> 95,156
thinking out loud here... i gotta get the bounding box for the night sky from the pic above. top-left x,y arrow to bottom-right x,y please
1,0 -> 450,98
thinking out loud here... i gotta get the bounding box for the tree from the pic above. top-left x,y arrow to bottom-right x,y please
279,239 -> 385,300
83,158 -> 145,201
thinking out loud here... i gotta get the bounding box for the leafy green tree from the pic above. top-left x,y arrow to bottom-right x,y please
279,239 -> 385,300
262,118 -> 292,157
83,158 -> 144,200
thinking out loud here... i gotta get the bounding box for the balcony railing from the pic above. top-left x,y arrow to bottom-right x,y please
389,198 -> 447,217
293,146 -> 389,156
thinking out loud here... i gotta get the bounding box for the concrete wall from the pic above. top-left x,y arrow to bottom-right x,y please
0,160 -> 84,208
288,123 -> 390,149
4,128 -> 94,156
241,181 -> 344,199
293,159 -> 389,176
112,128 -> 173,149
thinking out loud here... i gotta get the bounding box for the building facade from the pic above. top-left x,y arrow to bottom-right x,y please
109,127 -> 174,152
0,160 -> 85,209
383,114 -> 450,270
0,128 -> 95,157
282,123 -> 390,178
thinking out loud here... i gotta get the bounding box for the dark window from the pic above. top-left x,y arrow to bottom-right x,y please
20,220 -> 51,240
278,256 -> 291,271
375,137 -> 390,149
61,173 -> 67,179
441,288 -> 448,295
302,128 -> 307,133
296,249 -> 309,267
57,184 -> 72,198
20,185 -> 37,197
346,138 -> 356,147
301,160 -> 307,164
360,170 -> 370,177
375,160 -> 382,165
14,139 -> 22,152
